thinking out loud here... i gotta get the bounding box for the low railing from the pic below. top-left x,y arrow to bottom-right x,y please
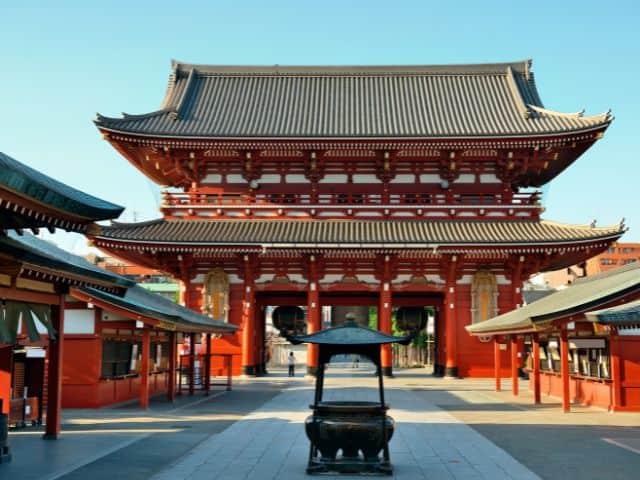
160,190 -> 542,220
162,191 -> 540,207
177,353 -> 233,394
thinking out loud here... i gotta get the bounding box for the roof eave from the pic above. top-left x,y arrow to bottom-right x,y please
95,122 -> 611,143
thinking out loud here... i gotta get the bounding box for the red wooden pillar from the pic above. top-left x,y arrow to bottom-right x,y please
444,256 -> 458,378
241,255 -> 257,376
205,333 -> 211,395
307,255 -> 321,376
494,337 -> 501,392
560,327 -> 570,413
140,328 -> 150,409
379,255 -> 393,377
610,331 -> 622,411
167,331 -> 176,402
511,335 -> 519,396
532,333 -> 541,404
255,308 -> 264,374
44,301 -> 64,439
0,346 -> 11,415
511,257 -> 525,374
188,333 -> 196,395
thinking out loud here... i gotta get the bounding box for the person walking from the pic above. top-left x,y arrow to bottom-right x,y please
288,351 -> 295,377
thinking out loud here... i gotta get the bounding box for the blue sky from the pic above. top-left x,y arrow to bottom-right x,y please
1,1 -> 639,253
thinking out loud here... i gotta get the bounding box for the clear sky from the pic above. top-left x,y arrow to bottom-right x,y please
1,1 -> 639,253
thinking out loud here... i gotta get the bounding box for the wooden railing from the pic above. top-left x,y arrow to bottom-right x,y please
160,190 -> 541,220
162,191 -> 540,207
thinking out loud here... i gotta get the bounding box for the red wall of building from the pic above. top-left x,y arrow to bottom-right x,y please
458,284 -> 514,378
533,372 -> 613,410
62,335 -> 169,408
618,336 -> 640,411
61,336 -> 101,408
210,285 -> 243,375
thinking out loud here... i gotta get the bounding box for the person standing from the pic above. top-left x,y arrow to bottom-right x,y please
288,351 -> 295,377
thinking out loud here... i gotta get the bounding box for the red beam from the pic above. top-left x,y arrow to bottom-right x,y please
0,286 -> 59,305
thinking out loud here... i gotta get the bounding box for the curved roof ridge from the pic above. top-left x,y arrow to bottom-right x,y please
107,217 -> 165,228
170,58 -> 533,76
506,66 -> 531,119
96,108 -> 174,124
539,219 -> 625,233
528,104 -> 612,123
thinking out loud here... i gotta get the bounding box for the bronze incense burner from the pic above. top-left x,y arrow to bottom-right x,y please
283,309 -> 425,475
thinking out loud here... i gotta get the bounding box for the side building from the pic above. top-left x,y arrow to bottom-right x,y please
91,60 -> 624,378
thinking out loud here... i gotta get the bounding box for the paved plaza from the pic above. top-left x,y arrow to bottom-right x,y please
3,366 -> 640,479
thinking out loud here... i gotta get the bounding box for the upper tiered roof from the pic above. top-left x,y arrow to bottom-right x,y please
95,60 -> 611,140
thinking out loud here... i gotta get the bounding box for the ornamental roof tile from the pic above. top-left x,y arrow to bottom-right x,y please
0,152 -> 124,227
466,262 -> 640,335
94,218 -> 624,247
95,60 -> 611,139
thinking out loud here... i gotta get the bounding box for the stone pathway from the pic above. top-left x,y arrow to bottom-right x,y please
152,367 -> 539,480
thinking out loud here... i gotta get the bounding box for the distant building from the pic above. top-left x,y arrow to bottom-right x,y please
586,242 -> 640,274
533,242 -> 639,289
88,256 -> 179,301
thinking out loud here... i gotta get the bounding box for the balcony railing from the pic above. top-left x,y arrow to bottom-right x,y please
161,191 -> 540,207
159,190 -> 542,220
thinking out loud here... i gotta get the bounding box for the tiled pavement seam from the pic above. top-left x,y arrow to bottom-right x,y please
150,382 -> 540,480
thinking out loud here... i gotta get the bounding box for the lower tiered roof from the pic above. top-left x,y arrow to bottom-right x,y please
94,218 -> 624,248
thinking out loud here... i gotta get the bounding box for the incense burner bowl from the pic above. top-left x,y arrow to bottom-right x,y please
305,401 -> 395,463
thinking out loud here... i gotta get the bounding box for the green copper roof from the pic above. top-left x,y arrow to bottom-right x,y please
466,262 -> 640,335
585,299 -> 640,327
0,151 -> 124,227
77,284 -> 237,333
1,232 -> 133,289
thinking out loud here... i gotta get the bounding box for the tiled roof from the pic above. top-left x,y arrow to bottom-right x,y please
95,60 -> 611,139
0,152 -> 124,226
95,219 -> 624,247
1,232 -> 133,290
523,289 -> 555,305
585,298 -> 640,327
76,285 -> 237,334
467,262 -> 640,335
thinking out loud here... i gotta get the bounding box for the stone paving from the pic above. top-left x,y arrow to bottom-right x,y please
4,366 -> 640,479
151,366 -> 539,480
